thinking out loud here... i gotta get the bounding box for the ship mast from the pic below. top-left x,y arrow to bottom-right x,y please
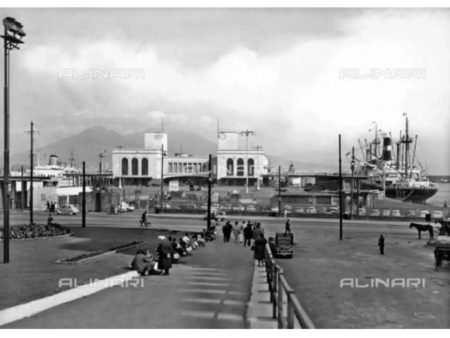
401,113 -> 412,179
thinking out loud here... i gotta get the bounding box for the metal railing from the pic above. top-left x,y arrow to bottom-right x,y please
264,244 -> 315,329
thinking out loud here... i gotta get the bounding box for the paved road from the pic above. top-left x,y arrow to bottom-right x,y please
5,239 -> 255,328
4,210 -> 417,236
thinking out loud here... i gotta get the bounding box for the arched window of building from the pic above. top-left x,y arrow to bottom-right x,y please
237,158 -> 244,176
178,163 -> 182,173
226,158 -> 234,176
132,158 -> 138,176
169,162 -> 173,173
248,158 -> 255,176
122,158 -> 128,176
142,158 -> 148,176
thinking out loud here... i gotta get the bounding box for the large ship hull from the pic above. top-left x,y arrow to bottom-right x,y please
385,186 -> 438,203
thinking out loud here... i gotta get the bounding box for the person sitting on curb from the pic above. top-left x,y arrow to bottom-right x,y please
130,249 -> 159,276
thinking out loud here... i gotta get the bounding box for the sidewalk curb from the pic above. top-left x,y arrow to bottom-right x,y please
0,270 -> 138,327
246,262 -> 277,329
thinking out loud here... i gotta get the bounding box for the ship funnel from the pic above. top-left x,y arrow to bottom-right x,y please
49,154 -> 58,166
382,137 -> 393,161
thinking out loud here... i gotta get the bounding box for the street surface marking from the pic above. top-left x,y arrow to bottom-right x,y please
179,288 -> 228,294
180,310 -> 215,319
217,313 -> 243,321
181,298 -> 245,306
186,281 -> 231,287
178,289 -> 246,296
180,311 -> 243,322
186,276 -> 232,281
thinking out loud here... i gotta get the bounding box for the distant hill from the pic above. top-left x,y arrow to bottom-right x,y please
7,126 -> 338,174
9,126 -> 217,172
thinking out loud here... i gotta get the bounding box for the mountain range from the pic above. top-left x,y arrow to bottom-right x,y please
6,126 -> 337,173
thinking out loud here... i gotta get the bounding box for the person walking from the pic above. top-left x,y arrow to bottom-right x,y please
253,223 -> 264,241
378,234 -> 385,255
285,219 -> 291,235
140,210 -> 148,227
253,235 -> 267,267
156,236 -> 173,275
243,223 -> 253,247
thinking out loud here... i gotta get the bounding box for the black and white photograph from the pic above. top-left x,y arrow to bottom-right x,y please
0,0 -> 449,331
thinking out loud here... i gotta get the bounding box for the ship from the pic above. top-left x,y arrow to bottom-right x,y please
353,115 -> 438,203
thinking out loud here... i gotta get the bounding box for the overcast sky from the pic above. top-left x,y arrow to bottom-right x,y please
0,8 -> 449,174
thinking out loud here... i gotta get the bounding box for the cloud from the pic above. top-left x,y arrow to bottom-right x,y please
4,8 -> 449,173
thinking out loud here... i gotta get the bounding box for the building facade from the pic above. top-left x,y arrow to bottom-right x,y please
111,131 -> 269,187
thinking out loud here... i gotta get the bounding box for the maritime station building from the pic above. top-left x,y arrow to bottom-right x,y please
111,131 -> 270,187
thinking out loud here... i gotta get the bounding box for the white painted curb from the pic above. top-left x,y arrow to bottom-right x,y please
0,270 -> 138,327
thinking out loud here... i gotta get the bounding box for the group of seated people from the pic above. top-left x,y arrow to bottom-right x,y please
130,232 -> 207,276
168,232 -> 206,262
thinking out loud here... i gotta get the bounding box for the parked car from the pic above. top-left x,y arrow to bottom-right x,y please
305,206 -> 317,214
432,210 -> 444,220
246,205 -> 257,212
56,204 -> 79,215
295,207 -> 305,213
406,210 -> 417,217
221,204 -> 233,212
232,205 -> 245,212
369,209 -> 380,216
358,207 -> 367,216
317,207 -> 328,214
392,209 -> 401,217
382,209 -> 391,217
273,233 -> 294,258
419,210 -> 430,218
118,201 -> 135,212
328,206 -> 339,214
203,210 -> 226,221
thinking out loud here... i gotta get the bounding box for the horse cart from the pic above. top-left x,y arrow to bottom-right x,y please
434,245 -> 450,270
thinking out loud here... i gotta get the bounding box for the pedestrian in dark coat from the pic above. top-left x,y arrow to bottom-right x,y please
157,236 -> 173,275
253,223 -> 264,240
378,234 -> 385,255
253,236 -> 267,267
285,219 -> 291,235
243,223 -> 253,247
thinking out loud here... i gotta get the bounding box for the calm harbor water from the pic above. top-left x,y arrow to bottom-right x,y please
428,182 -> 450,207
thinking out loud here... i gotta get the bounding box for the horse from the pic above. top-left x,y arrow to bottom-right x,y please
409,222 -> 434,240
436,220 -> 450,236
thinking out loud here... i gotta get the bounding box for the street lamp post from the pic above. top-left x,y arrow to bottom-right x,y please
160,144 -> 164,214
1,17 -> 25,263
239,130 -> 254,194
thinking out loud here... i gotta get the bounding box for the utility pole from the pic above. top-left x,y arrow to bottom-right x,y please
207,154 -> 212,231
350,147 -> 355,220
25,121 -> 38,226
160,144 -> 164,213
20,165 -> 24,211
82,161 -> 86,228
278,165 -> 281,217
339,134 -> 343,240
97,150 -> 106,212
2,17 -> 26,263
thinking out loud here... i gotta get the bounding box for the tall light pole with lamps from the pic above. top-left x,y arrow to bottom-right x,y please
239,129 -> 254,194
1,17 -> 25,263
